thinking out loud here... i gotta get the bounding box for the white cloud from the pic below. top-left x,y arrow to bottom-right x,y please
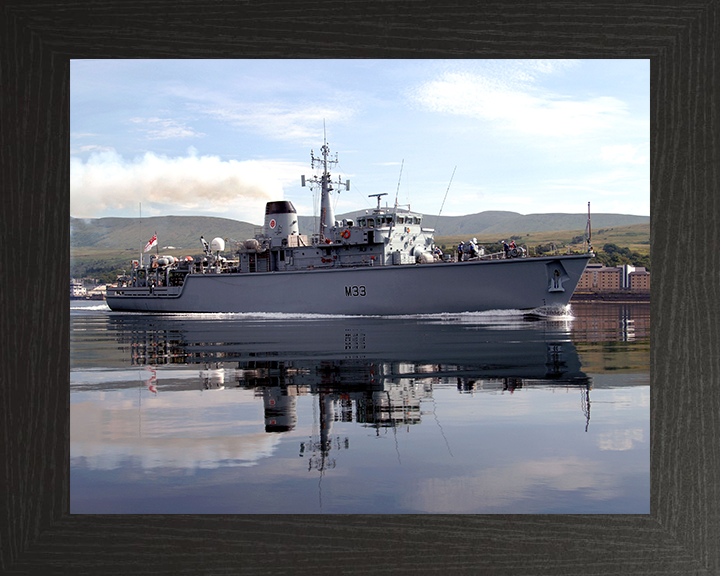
77,144 -> 116,153
407,456 -> 632,513
160,75 -> 360,145
191,99 -> 356,144
596,428 -> 645,451
129,116 -> 205,140
71,396 -> 281,471
600,144 -> 648,164
70,149 -> 305,223
526,59 -> 578,74
411,61 -> 628,137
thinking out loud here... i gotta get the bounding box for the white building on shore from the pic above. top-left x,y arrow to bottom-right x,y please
70,279 -> 87,298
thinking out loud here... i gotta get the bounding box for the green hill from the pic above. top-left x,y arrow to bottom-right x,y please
436,222 -> 650,255
301,210 -> 648,237
70,212 -> 650,282
72,211 -> 649,251
71,215 -> 259,252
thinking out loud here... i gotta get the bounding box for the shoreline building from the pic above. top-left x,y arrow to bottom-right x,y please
70,279 -> 87,298
576,263 -> 650,294
628,267 -> 650,292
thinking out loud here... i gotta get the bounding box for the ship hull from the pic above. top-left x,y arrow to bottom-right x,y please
106,254 -> 592,315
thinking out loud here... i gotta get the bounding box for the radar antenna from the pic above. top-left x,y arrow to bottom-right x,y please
301,133 -> 350,239
368,193 -> 388,211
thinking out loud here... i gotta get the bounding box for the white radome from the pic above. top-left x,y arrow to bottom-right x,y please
211,237 -> 225,252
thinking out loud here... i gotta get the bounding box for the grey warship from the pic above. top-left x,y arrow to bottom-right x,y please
106,140 -> 594,314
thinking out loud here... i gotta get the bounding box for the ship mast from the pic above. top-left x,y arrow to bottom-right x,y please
302,131 -> 350,239
317,142 -> 335,239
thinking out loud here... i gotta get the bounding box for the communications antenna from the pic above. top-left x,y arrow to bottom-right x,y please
434,166 -> 457,232
301,132 -> 350,239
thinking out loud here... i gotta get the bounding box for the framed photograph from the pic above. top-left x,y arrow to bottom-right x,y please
2,2 -> 716,574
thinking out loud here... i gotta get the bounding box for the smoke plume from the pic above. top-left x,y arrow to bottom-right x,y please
71,149 -> 302,223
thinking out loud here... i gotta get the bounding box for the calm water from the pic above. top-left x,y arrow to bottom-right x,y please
70,301 -> 649,514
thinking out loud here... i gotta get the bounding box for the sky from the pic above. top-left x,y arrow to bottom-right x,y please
70,59 -> 649,225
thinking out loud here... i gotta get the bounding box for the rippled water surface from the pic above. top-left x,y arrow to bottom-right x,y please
70,300 -> 649,514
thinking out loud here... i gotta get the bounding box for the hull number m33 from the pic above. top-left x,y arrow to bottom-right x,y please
345,285 -> 367,297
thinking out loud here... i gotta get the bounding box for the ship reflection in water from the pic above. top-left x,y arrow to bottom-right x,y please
114,313 -> 592,471
70,304 -> 649,514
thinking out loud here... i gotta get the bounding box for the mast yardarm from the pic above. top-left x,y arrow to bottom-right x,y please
302,140 -> 350,239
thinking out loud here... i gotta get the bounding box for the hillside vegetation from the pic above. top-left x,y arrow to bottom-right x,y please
437,222 -> 650,271
436,222 -> 650,256
72,212 -> 649,251
71,214 -> 650,283
71,215 -> 258,251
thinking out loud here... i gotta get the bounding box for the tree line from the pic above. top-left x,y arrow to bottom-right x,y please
74,242 -> 650,286
591,243 -> 650,271
438,240 -> 650,270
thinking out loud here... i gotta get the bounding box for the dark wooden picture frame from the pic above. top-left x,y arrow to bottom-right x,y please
2,2 -> 717,573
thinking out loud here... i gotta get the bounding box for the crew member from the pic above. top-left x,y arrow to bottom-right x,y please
467,238 -> 479,259
502,241 -> 510,258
